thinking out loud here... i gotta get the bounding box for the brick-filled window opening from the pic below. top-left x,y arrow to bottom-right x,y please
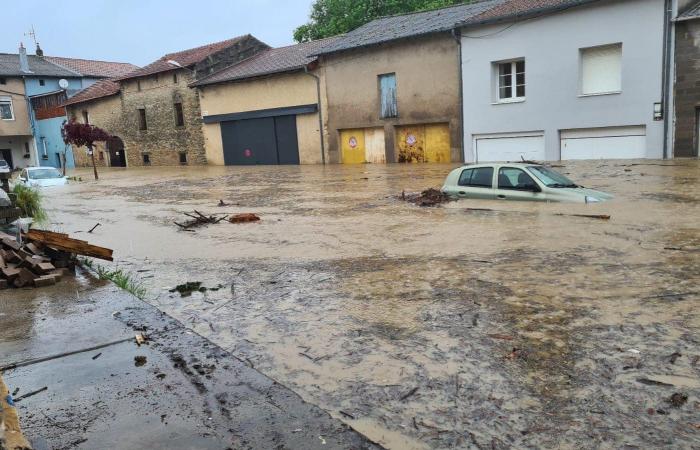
174,102 -> 185,127
179,152 -> 187,164
138,108 -> 148,130
82,110 -> 89,124
143,154 -> 151,165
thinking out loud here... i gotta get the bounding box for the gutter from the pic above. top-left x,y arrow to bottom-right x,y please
304,64 -> 326,164
662,0 -> 672,159
451,28 -> 465,162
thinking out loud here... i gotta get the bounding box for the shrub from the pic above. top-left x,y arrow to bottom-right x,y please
12,184 -> 49,225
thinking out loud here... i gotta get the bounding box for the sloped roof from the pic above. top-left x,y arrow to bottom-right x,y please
45,56 -> 138,78
460,0 -> 604,26
0,53 -> 81,77
61,79 -> 121,107
312,0 -> 507,56
676,1 -> 700,21
193,36 -> 342,87
119,35 -> 260,80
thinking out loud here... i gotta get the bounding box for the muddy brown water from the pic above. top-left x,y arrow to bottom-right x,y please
18,160 -> 700,448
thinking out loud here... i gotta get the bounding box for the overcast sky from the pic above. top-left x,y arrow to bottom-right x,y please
3,0 -> 314,66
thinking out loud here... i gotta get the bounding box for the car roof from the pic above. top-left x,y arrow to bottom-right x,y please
26,166 -> 59,170
457,162 -> 542,170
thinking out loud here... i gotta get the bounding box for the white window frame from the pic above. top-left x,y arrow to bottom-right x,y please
0,96 -> 15,121
579,43 -> 622,97
495,59 -> 526,104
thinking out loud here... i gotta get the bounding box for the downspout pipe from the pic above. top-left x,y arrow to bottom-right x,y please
662,0 -> 673,159
304,64 -> 326,164
452,28 -> 465,163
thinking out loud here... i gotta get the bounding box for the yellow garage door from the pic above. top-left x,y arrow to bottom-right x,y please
340,129 -> 366,164
396,123 -> 451,163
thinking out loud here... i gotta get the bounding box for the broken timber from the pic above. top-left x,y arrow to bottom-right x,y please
25,229 -> 113,261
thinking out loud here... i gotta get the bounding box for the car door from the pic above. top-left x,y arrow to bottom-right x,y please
455,166 -> 496,200
494,166 -> 546,202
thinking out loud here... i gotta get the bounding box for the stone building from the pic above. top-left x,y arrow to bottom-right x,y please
66,35 -> 269,167
673,0 -> 700,158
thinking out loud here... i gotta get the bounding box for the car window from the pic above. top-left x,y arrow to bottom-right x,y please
498,167 -> 538,191
528,166 -> 578,188
458,167 -> 494,188
28,168 -> 62,180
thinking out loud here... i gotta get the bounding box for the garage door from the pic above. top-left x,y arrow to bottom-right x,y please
560,126 -> 646,160
340,128 -> 386,164
220,116 -> 300,165
396,123 -> 451,163
474,134 -> 545,162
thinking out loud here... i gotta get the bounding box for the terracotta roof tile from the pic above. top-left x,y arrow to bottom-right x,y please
119,35 -> 256,80
45,56 -> 139,78
193,37 -> 341,87
461,0 -> 603,26
61,79 -> 121,107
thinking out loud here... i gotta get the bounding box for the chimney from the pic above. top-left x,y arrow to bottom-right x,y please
18,43 -> 31,73
35,43 -> 43,57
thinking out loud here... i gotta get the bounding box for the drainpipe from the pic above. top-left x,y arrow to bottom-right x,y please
662,0 -> 673,159
452,28 -> 465,163
304,64 -> 326,164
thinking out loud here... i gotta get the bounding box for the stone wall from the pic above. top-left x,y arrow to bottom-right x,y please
67,95 -> 121,167
193,36 -> 270,79
674,20 -> 700,158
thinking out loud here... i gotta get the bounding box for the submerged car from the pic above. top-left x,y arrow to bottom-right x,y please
17,167 -> 68,188
0,159 -> 10,173
442,163 -> 612,203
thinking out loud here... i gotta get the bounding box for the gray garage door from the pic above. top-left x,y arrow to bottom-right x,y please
221,116 -> 300,165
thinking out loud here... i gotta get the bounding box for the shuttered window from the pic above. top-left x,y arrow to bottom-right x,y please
581,44 -> 622,95
379,73 -> 397,119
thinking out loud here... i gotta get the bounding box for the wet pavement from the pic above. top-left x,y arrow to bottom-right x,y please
8,160 -> 700,448
0,272 -> 379,449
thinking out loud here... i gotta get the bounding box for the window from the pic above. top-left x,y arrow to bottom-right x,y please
138,108 -> 147,130
137,80 -> 142,92
378,73 -> 397,118
497,60 -> 525,102
39,79 -> 45,86
24,142 -> 30,157
0,78 -> 6,85
174,102 -> 184,127
179,152 -> 187,164
82,110 -> 89,124
458,167 -> 494,188
0,96 -> 14,120
143,154 -> 151,165
173,73 -> 178,84
498,167 -> 538,191
581,44 -> 622,95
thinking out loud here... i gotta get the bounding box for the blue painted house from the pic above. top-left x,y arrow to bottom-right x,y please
0,43 -> 137,169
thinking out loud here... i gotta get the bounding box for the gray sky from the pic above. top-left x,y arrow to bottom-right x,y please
3,0 -> 314,66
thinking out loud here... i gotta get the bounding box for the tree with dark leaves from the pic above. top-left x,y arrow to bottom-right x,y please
294,0 -> 470,42
61,118 -> 111,181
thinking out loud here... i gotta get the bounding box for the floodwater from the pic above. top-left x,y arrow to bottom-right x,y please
34,160 -> 700,448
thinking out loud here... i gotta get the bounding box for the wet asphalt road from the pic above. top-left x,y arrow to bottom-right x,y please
4,160 -> 700,449
0,271 -> 379,450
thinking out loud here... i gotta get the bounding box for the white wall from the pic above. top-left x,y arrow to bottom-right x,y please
461,0 -> 666,161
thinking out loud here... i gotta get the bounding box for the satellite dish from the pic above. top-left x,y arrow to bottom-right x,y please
58,79 -> 69,90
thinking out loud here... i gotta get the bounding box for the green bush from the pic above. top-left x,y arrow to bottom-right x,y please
12,184 -> 48,225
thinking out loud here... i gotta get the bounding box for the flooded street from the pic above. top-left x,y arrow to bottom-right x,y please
38,160 -> 699,448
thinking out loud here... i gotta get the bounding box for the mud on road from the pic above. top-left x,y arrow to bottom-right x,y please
37,160 -> 700,448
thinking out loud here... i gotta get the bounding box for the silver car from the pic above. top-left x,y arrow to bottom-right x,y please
442,163 -> 612,203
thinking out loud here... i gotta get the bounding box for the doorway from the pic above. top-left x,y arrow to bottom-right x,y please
107,136 -> 127,167
0,149 -> 12,169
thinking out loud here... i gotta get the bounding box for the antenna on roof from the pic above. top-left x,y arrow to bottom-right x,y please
25,25 -> 38,46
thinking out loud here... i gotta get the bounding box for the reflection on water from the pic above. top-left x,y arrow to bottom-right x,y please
37,160 -> 700,449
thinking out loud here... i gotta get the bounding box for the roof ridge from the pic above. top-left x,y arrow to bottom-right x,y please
29,55 -> 83,77
46,55 -> 138,66
190,49 -> 272,85
162,34 -> 250,59
367,0 -> 495,23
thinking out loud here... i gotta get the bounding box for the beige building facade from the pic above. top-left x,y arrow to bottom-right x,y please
0,77 -> 36,169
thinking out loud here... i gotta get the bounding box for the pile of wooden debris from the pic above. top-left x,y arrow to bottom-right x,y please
0,229 -> 113,289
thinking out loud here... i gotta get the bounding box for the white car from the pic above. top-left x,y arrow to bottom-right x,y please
0,159 -> 10,174
17,167 -> 68,187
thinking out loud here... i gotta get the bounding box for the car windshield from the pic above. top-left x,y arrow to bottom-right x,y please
527,166 -> 578,188
0,160 -> 7,166
28,168 -> 63,180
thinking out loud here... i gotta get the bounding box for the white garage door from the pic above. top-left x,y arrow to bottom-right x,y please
474,134 -> 545,162
560,126 -> 646,160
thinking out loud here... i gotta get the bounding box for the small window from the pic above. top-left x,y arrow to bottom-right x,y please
0,78 -> 6,85
581,43 -> 622,95
174,102 -> 184,127
143,154 -> 151,165
0,96 -> 14,120
39,79 -> 45,86
82,110 -> 89,124
173,73 -> 178,84
459,167 -> 494,188
497,60 -> 525,101
498,167 -> 538,191
378,73 -> 397,118
24,142 -> 30,156
179,152 -> 187,164
138,108 -> 147,130
137,80 -> 142,92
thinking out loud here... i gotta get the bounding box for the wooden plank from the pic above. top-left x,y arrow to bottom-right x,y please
25,230 -> 113,261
